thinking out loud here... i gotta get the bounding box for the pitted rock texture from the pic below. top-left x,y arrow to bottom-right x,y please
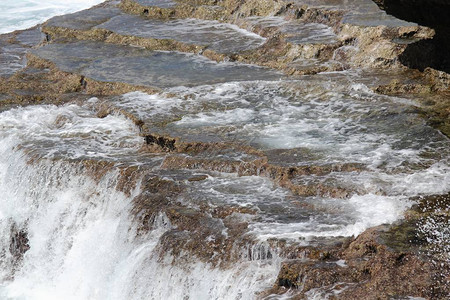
0,0 -> 449,298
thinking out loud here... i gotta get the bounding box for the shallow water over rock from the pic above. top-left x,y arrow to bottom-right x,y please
113,77 -> 450,240
97,15 -> 266,54
0,0 -> 449,299
0,38 -> 27,77
32,41 -> 283,88
245,17 -> 337,45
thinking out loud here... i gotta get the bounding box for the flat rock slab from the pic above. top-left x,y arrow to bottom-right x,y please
246,17 -> 337,45
134,0 -> 177,8
0,28 -> 46,78
0,39 -> 27,77
15,28 -> 46,47
31,41 -> 282,88
45,6 -> 121,31
97,14 -> 266,54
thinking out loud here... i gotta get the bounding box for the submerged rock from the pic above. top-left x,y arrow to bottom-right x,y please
31,41 -> 282,88
0,0 -> 449,298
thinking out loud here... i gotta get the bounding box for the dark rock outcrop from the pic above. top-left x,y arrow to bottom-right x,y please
373,0 -> 450,73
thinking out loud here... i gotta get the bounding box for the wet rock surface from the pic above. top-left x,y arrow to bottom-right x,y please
31,41 -> 282,88
96,14 -> 266,54
373,0 -> 450,73
0,0 -> 449,298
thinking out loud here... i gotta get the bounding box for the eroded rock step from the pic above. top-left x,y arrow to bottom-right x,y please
0,28 -> 45,78
45,5 -> 121,31
121,0 -> 224,19
130,0 -> 417,28
31,41 -> 283,88
96,14 -> 265,54
288,0 -> 416,27
114,77 -> 449,166
244,16 -> 337,45
43,2 -> 266,55
38,0 -> 435,78
106,76 -> 450,206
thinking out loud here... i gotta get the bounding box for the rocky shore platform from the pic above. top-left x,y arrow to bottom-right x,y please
1,0 -> 449,299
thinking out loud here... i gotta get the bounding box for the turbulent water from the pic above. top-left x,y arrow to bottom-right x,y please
0,0 -> 449,298
0,79 -> 449,298
0,103 -> 281,299
0,0 -> 105,34
116,78 -> 450,239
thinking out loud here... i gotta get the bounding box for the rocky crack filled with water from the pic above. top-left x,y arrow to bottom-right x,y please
0,0 -> 449,299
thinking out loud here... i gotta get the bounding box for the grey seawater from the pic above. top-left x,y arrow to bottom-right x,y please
116,75 -> 450,239
0,72 -> 449,299
0,103 -> 280,299
0,1 -> 448,297
32,41 -> 283,88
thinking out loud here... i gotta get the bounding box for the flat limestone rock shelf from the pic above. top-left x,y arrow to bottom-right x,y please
135,0 -> 177,8
96,14 -> 266,54
243,17 -> 338,45
31,41 -> 283,88
0,28 -> 45,78
0,0 -> 449,299
0,40 -> 27,77
45,5 -> 122,31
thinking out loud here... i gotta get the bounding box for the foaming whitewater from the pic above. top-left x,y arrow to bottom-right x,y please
0,103 -> 141,160
0,83 -> 449,298
0,0 -> 105,34
116,79 -> 450,240
0,103 -> 280,299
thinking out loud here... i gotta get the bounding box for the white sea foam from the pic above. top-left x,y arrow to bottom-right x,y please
154,81 -> 450,171
0,0 -> 105,34
248,194 -> 410,240
0,117 -> 279,299
186,173 -> 412,240
120,80 -> 450,242
119,91 -> 183,119
0,103 -> 141,160
0,79 -> 447,298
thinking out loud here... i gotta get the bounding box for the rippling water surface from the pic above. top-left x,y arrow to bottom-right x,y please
0,0 -> 448,298
0,0 -> 105,34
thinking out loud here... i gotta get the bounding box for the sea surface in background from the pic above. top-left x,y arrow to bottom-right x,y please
0,0 -> 105,34
0,0 -> 449,298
